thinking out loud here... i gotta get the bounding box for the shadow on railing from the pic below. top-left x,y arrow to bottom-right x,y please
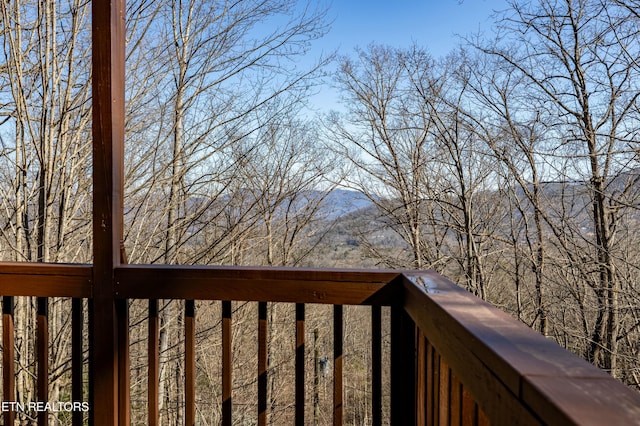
0,263 -> 639,425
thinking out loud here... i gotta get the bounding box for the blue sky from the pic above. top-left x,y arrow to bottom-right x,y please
304,0 -> 509,112
322,0 -> 508,58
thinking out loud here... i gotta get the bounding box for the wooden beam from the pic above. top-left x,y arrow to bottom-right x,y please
91,0 -> 126,421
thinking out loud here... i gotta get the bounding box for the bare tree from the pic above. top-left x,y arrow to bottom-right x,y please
328,45 -> 506,300
408,49 -> 505,299
0,0 -> 93,422
234,116 -> 338,267
461,50 -> 552,334
476,0 -> 640,377
120,1 -> 332,422
327,45 -> 451,271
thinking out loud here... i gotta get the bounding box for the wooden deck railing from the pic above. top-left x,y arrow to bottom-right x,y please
0,263 -> 92,426
1,263 -> 640,425
2,0 -> 633,423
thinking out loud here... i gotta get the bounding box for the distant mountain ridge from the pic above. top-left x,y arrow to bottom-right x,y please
321,189 -> 373,219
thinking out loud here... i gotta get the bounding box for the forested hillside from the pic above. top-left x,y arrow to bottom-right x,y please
2,0 -> 640,423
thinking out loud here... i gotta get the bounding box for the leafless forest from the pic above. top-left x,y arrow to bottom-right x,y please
2,0 -> 640,424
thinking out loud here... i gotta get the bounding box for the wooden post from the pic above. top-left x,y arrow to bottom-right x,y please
91,0 -> 126,422
390,306 -> 417,425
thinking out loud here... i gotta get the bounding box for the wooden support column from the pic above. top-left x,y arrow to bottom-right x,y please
91,0 -> 126,423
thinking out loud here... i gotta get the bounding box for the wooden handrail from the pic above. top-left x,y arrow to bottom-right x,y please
0,263 -> 92,298
114,265 -> 400,305
402,271 -> 640,425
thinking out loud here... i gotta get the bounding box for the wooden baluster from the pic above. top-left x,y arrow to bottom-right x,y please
434,352 -> 440,426
439,358 -> 451,425
258,302 -> 268,426
148,299 -> 159,426
118,246 -> 130,426
390,306 -> 416,425
117,299 -> 130,426
427,341 -> 435,426
371,305 -> 382,426
450,373 -> 462,426
3,296 -> 15,426
72,298 -> 84,426
296,303 -> 305,426
416,331 -> 427,426
222,301 -> 232,426
478,406 -> 490,426
185,300 -> 196,426
461,388 -> 476,426
87,302 -> 94,426
37,297 -> 48,426
333,305 -> 343,426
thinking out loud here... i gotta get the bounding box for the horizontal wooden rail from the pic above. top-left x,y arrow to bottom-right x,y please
402,271 -> 640,426
114,265 -> 399,305
0,263 -> 92,298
